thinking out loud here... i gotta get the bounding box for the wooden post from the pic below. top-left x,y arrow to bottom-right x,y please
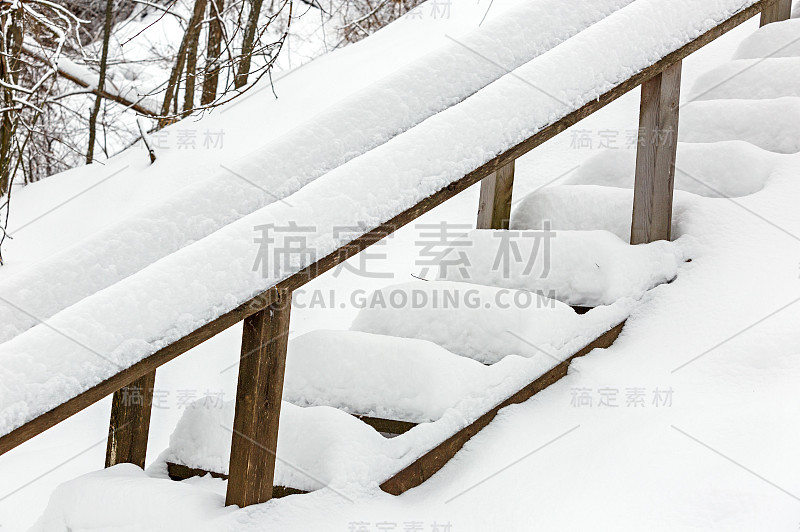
761,0 -> 792,26
225,290 -> 292,507
105,370 -> 156,468
631,61 -> 682,245
476,160 -> 515,230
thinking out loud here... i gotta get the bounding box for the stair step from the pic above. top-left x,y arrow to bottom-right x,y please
165,321 -> 625,494
283,329 -> 493,424
350,281 -> 588,365
432,230 -> 683,307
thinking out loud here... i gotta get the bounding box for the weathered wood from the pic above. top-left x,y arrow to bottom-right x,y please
761,0 -> 792,25
476,160 -> 515,230
105,370 -> 156,469
356,415 -> 418,435
225,291 -> 292,508
166,462 -> 306,497
631,61 -> 682,245
380,321 -> 625,495
0,0 -> 773,458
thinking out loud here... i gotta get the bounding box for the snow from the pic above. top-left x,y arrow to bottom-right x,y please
0,0 -> 763,439
733,18 -> 800,59
564,140 -> 783,197
6,3 -> 800,532
680,98 -> 800,153
30,464 -> 230,532
512,185 -> 685,242
283,330 -> 491,423
434,230 -> 685,307
164,401 -> 391,490
351,281 -> 625,364
688,57 -> 800,101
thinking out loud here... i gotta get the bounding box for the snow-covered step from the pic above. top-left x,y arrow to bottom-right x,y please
164,401 -> 391,492
432,230 -> 683,307
283,330 -> 492,425
511,185 -> 689,242
563,140 -> 783,197
350,281 -> 627,364
688,57 -> 800,101
734,18 -> 800,60
164,320 -> 627,492
681,98 -> 800,154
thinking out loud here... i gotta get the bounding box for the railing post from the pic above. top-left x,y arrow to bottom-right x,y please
105,370 -> 156,468
225,290 -> 292,507
476,160 -> 515,230
761,0 -> 792,26
631,61 -> 682,245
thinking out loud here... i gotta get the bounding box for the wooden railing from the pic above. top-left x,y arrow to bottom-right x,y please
0,0 -> 792,509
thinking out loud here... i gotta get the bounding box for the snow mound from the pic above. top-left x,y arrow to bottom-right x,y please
30,464 -> 227,532
166,400 -> 388,490
435,230 -> 684,307
284,330 -> 490,422
680,98 -> 800,154
349,281 -> 587,364
510,185 -> 696,242
565,141 -> 780,197
688,57 -> 800,101
734,18 -> 800,59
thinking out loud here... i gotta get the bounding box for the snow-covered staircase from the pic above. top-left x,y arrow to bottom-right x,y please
160,12 -> 800,500
1,0 -> 795,518
161,228 -> 684,494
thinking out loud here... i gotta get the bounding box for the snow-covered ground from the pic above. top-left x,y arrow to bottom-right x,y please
2,1 -> 800,531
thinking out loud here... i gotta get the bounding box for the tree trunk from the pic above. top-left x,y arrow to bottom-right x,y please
0,9 -> 23,194
201,0 -> 226,105
234,0 -> 265,89
86,0 -> 115,164
182,0 -> 208,116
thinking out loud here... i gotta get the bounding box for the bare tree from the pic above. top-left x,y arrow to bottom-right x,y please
87,0 -> 115,164
201,0 -> 225,105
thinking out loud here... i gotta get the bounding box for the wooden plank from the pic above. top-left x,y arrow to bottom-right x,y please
166,462 -> 305,497
476,160 -> 515,229
0,0 -> 772,458
631,61 -> 682,245
105,370 -> 156,469
380,322 -> 625,495
356,415 -> 418,435
761,0 -> 792,25
225,291 -> 292,508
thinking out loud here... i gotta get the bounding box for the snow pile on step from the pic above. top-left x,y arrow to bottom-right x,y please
434,230 -> 683,307
166,298 -> 629,483
283,330 -> 490,422
0,0 -> 636,346
688,58 -> 800,101
351,281 -> 589,364
680,99 -> 800,154
734,18 -> 800,59
563,141 -> 781,197
0,0 -> 761,438
30,464 -> 226,532
166,401 -> 392,491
